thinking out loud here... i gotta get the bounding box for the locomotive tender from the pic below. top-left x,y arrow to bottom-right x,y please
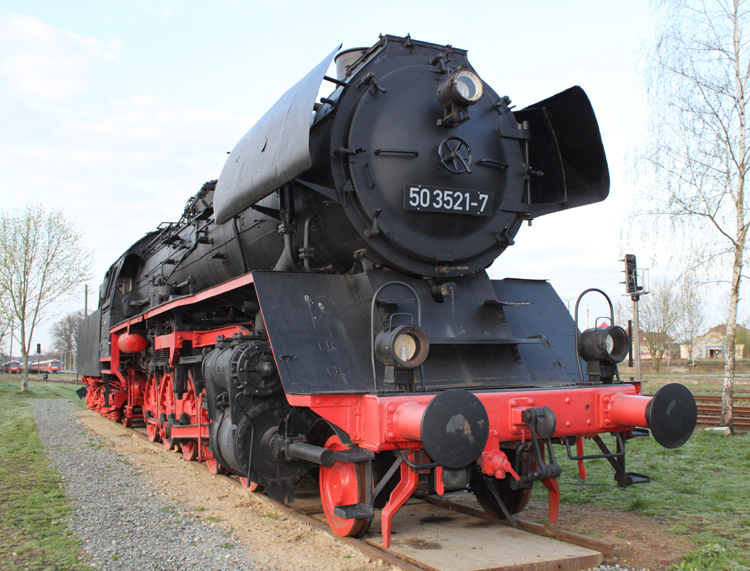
78,35 -> 697,547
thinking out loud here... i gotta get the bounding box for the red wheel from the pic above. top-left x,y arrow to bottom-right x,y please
143,376 -> 160,442
159,374 -> 177,450
161,426 -> 176,450
206,457 -> 228,475
181,439 -> 198,461
176,373 -> 207,461
146,421 -> 160,443
319,435 -> 371,537
239,477 -> 264,493
182,373 -> 203,422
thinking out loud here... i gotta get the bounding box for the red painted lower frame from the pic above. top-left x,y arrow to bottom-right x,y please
284,383 -> 652,544
285,383 -> 646,452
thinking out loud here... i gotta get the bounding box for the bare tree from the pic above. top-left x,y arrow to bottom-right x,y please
51,310 -> 85,356
0,298 -> 11,359
638,278 -> 682,373
676,277 -> 707,367
633,0 -> 750,430
0,205 -> 92,391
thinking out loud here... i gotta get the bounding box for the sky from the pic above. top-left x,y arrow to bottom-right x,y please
1,0 -> 717,354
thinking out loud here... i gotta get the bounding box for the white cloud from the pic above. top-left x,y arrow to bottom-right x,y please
0,16 -> 260,298
0,13 -> 122,102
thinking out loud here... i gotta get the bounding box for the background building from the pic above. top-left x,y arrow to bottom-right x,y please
680,324 -> 746,360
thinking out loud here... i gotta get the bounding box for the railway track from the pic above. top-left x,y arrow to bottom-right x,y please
679,395 -> 750,431
640,393 -> 750,431
695,405 -> 750,431
44,387 -> 611,571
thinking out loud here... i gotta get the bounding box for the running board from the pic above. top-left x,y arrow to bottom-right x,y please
334,503 -> 375,520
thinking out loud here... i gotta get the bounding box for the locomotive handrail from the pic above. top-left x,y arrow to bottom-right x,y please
398,449 -> 439,469
573,288 -> 620,384
563,433 -> 625,461
429,336 -> 541,345
370,281 -> 423,391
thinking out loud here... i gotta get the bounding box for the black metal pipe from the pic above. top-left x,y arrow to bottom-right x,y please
274,184 -> 298,271
287,441 -> 335,466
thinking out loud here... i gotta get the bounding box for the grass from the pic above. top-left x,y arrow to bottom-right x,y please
0,379 -> 89,570
547,426 -> 750,569
25,378 -> 86,405
672,543 -> 742,571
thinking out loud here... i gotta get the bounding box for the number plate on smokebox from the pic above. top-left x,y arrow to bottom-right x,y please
404,185 -> 492,216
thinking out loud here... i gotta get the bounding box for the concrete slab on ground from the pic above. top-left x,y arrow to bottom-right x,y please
290,490 -> 603,571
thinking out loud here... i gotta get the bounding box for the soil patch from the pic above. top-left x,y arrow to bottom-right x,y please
521,500 -> 694,570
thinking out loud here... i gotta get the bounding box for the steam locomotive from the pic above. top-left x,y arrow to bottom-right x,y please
77,35 -> 698,547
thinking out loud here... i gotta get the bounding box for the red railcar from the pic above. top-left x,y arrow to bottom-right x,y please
3,361 -> 22,374
28,360 -> 62,374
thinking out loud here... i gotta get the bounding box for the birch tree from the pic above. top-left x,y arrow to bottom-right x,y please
634,0 -> 750,431
0,206 -> 92,391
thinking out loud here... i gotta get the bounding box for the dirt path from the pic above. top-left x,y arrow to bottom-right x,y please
521,500 -> 693,569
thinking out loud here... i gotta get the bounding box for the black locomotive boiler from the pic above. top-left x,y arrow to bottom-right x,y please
78,35 -> 698,547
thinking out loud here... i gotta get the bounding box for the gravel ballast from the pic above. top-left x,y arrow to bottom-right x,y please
32,399 -> 257,571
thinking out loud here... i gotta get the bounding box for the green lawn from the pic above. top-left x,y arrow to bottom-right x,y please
551,427 -> 750,570
0,380 -> 89,571
27,379 -> 86,405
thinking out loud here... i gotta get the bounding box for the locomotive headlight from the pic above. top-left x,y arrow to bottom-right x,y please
579,325 -> 629,364
437,70 -> 484,127
438,70 -> 484,108
375,325 -> 429,369
394,333 -> 417,361
452,71 -> 483,105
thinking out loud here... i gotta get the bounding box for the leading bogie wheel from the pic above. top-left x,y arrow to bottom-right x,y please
319,435 -> 371,538
470,450 -> 532,519
239,477 -> 265,493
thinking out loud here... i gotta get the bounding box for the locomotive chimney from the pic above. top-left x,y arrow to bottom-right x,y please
334,48 -> 368,80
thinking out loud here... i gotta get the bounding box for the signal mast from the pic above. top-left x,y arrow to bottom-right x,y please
623,255 -> 649,381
